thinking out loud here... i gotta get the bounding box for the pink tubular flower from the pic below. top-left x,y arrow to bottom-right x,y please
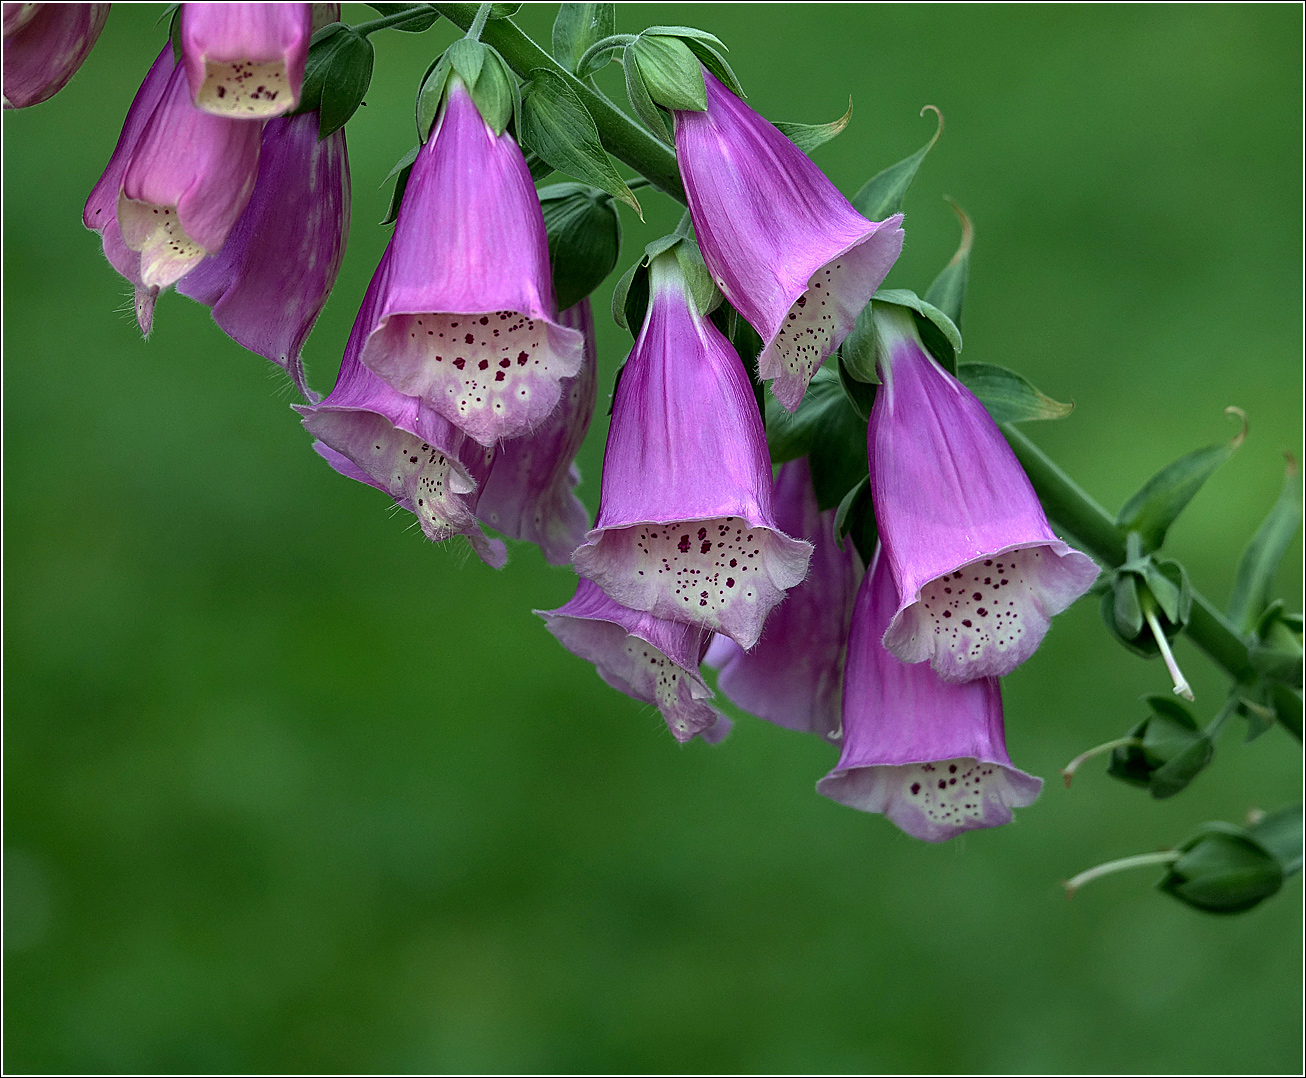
475,299 -> 598,565
116,61 -> 263,290
179,2 -> 311,118
539,578 -> 730,744
571,249 -> 811,651
817,546 -> 1043,842
3,3 -> 109,109
176,111 -> 349,399
298,253 -> 506,568
83,44 -> 175,336
705,456 -> 860,739
869,302 -> 1099,682
359,78 -> 584,447
674,69 -> 904,412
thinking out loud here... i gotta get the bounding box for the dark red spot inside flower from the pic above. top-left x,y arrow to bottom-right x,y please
910,783 -> 921,795
677,534 -> 690,553
453,358 -> 465,369
517,351 -> 529,365
478,359 -> 489,370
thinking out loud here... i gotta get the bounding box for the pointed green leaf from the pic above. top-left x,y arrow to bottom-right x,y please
621,49 -> 670,142
851,105 -> 942,220
611,256 -> 649,335
538,183 -> 622,310
774,98 -> 854,155
379,145 -> 419,225
1227,456 -> 1302,635
840,303 -> 880,386
833,475 -> 877,565
1248,805 -> 1303,876
520,69 -> 640,214
416,53 -> 453,139
924,197 -> 973,330
629,34 -> 706,112
837,350 -> 876,420
552,4 -> 617,73
316,28 -> 374,139
766,366 -> 869,510
1117,410 -> 1245,553
365,4 -> 439,32
678,38 -> 744,98
489,3 -> 521,17
957,363 -> 1072,425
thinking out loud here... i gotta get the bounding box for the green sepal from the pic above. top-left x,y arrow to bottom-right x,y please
168,4 -> 183,62
365,4 -> 440,32
1100,551 -> 1192,656
957,363 -> 1073,425
621,46 -> 670,143
1250,805 -> 1303,876
471,47 -> 517,136
924,198 -> 972,331
1116,412 -> 1245,554
447,37 -> 486,97
552,3 -> 617,73
1247,600 -> 1304,686
610,257 -> 648,336
671,235 -> 720,318
840,304 -> 879,386
651,27 -> 744,99
628,33 -> 707,112
1227,456 -> 1302,636
851,105 -> 942,221
838,350 -> 876,420
833,475 -> 877,566
766,366 -> 869,511
379,145 -> 419,225
1107,695 -> 1207,793
1148,734 -> 1215,799
520,69 -> 640,214
538,182 -> 622,311
774,98 -> 854,155
871,289 -> 962,375
295,23 -> 375,138
1159,822 -> 1285,914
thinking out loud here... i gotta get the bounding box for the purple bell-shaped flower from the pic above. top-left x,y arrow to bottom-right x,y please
179,1 -> 311,118
674,68 -> 904,412
817,545 -> 1043,842
572,247 -> 811,651
3,2 -> 109,110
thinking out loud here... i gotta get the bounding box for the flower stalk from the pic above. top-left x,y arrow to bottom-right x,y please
1060,737 -> 1143,788
1062,850 -> 1181,898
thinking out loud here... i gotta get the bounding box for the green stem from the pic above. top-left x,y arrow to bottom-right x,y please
1002,424 -> 1254,682
431,2 -> 686,201
353,6 -> 438,37
1063,850 -> 1181,897
466,1 -> 491,41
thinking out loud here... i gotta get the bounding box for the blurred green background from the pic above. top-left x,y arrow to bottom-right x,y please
4,3 -> 1302,1073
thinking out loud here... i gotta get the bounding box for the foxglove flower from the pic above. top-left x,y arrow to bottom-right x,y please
116,61 -> 263,289
299,252 -> 506,568
674,69 -> 904,412
177,111 -> 349,399
539,578 -> 730,744
3,2 -> 109,109
83,44 -> 175,336
475,299 -> 597,565
179,2 -> 311,118
359,78 -> 584,447
705,457 -> 860,739
870,303 -> 1099,681
572,250 -> 812,650
817,546 -> 1043,842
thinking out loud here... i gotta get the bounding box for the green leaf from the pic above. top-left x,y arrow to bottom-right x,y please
957,363 -> 1072,425
489,3 -> 521,17
621,49 -> 670,143
1227,456 -> 1302,636
520,69 -> 640,214
766,367 -> 868,510
365,4 -> 439,32
774,98 -> 853,155
840,303 -> 879,386
628,34 -> 706,112
833,475 -> 877,565
837,351 -> 876,420
1269,681 -> 1303,739
924,197 -> 973,330
379,145 -> 419,225
1160,824 -> 1284,914
552,4 -> 617,73
611,257 -> 649,335
851,105 -> 942,220
1148,735 -> 1214,799
871,289 -> 962,374
538,183 -> 622,311
303,26 -> 374,139
1249,805 -> 1303,876
1117,409 -> 1245,553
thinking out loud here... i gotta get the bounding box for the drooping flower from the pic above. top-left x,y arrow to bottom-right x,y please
572,248 -> 812,651
3,2 -> 109,110
358,77 -> 584,447
816,545 -> 1043,842
176,110 -> 349,399
116,61 -> 263,290
674,68 -> 904,412
83,44 -> 175,336
869,302 -> 1099,682
298,252 -> 506,568
538,578 -> 730,744
705,456 -> 860,739
475,299 -> 597,565
179,1 -> 311,118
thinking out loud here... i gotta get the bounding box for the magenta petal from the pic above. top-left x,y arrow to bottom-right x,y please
298,252 -> 506,569
706,457 -> 860,738
180,2 -> 311,118
539,578 -> 730,744
572,253 -> 811,650
869,307 -> 1099,681
674,69 -> 904,412
359,81 -> 583,446
117,62 -> 263,289
3,3 -> 109,109
177,112 -> 349,399
816,548 -> 1043,842
475,299 -> 597,564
